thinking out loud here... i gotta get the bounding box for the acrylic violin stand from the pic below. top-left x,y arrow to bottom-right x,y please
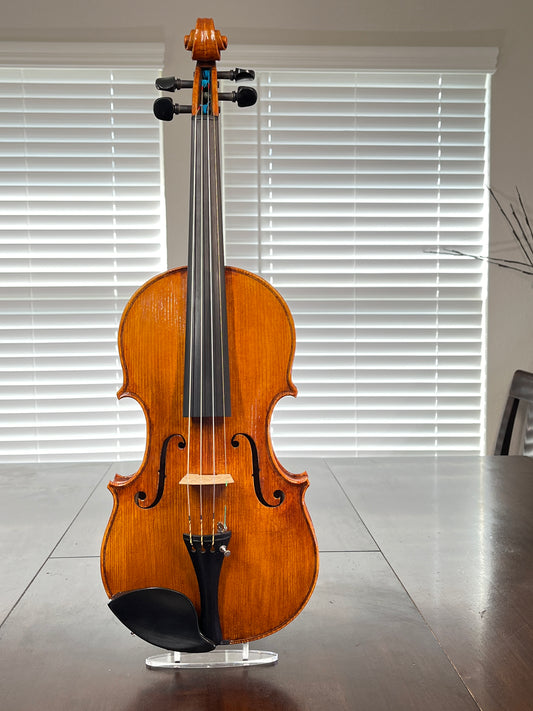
146,643 -> 278,669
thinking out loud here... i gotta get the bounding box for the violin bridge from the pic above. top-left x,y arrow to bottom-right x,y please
179,473 -> 234,486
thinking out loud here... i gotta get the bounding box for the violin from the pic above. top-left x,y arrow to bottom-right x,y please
100,18 -> 319,652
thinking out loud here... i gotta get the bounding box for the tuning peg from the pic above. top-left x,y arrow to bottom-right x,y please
218,86 -> 257,108
153,97 -> 192,121
155,76 -> 194,92
217,67 -> 255,82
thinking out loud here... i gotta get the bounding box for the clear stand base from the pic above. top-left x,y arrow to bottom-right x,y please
146,642 -> 278,669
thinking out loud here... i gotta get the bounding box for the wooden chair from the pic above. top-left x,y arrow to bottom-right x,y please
494,369 -> 533,455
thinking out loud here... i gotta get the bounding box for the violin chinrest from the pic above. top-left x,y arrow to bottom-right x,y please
108,587 -> 216,652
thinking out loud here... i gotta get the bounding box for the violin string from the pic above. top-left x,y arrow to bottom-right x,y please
199,80 -> 205,546
206,74 -> 217,547
185,110 -> 198,547
213,111 -> 229,525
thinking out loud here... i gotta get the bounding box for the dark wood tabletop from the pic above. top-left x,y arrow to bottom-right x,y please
1,456 -> 532,710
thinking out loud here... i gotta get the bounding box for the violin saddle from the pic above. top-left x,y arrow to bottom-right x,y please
108,587 -> 215,652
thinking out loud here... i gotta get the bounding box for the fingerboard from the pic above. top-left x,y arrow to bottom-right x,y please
183,114 -> 231,418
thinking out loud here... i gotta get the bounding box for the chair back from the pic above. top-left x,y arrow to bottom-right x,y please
494,369 -> 533,455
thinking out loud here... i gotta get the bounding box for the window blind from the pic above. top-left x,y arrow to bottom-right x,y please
0,60 -> 165,462
221,64 -> 492,456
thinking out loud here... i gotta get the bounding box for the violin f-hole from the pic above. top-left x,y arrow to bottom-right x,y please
231,432 -> 285,508
134,433 -> 186,509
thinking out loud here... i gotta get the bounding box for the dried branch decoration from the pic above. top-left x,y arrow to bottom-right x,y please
431,188 -> 533,277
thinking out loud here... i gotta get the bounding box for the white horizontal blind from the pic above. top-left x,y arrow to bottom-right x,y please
0,62 -> 165,462
222,66 -> 491,456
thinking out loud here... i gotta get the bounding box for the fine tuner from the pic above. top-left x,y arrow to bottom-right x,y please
154,67 -> 257,122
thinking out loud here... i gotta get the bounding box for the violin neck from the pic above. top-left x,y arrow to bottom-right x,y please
183,113 -> 231,418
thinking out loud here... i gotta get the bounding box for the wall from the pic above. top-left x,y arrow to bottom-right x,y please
2,0 -> 533,452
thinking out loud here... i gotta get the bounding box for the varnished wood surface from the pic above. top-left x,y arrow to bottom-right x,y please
329,456 -> 533,711
1,456 -> 532,710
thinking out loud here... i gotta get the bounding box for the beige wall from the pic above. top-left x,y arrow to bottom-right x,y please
3,0 -> 533,452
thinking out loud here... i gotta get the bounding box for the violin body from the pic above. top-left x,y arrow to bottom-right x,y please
101,265 -> 318,643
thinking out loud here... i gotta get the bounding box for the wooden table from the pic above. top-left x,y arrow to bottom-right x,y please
1,456 -> 532,710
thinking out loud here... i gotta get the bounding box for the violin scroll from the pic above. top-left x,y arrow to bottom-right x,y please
184,18 -> 228,62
